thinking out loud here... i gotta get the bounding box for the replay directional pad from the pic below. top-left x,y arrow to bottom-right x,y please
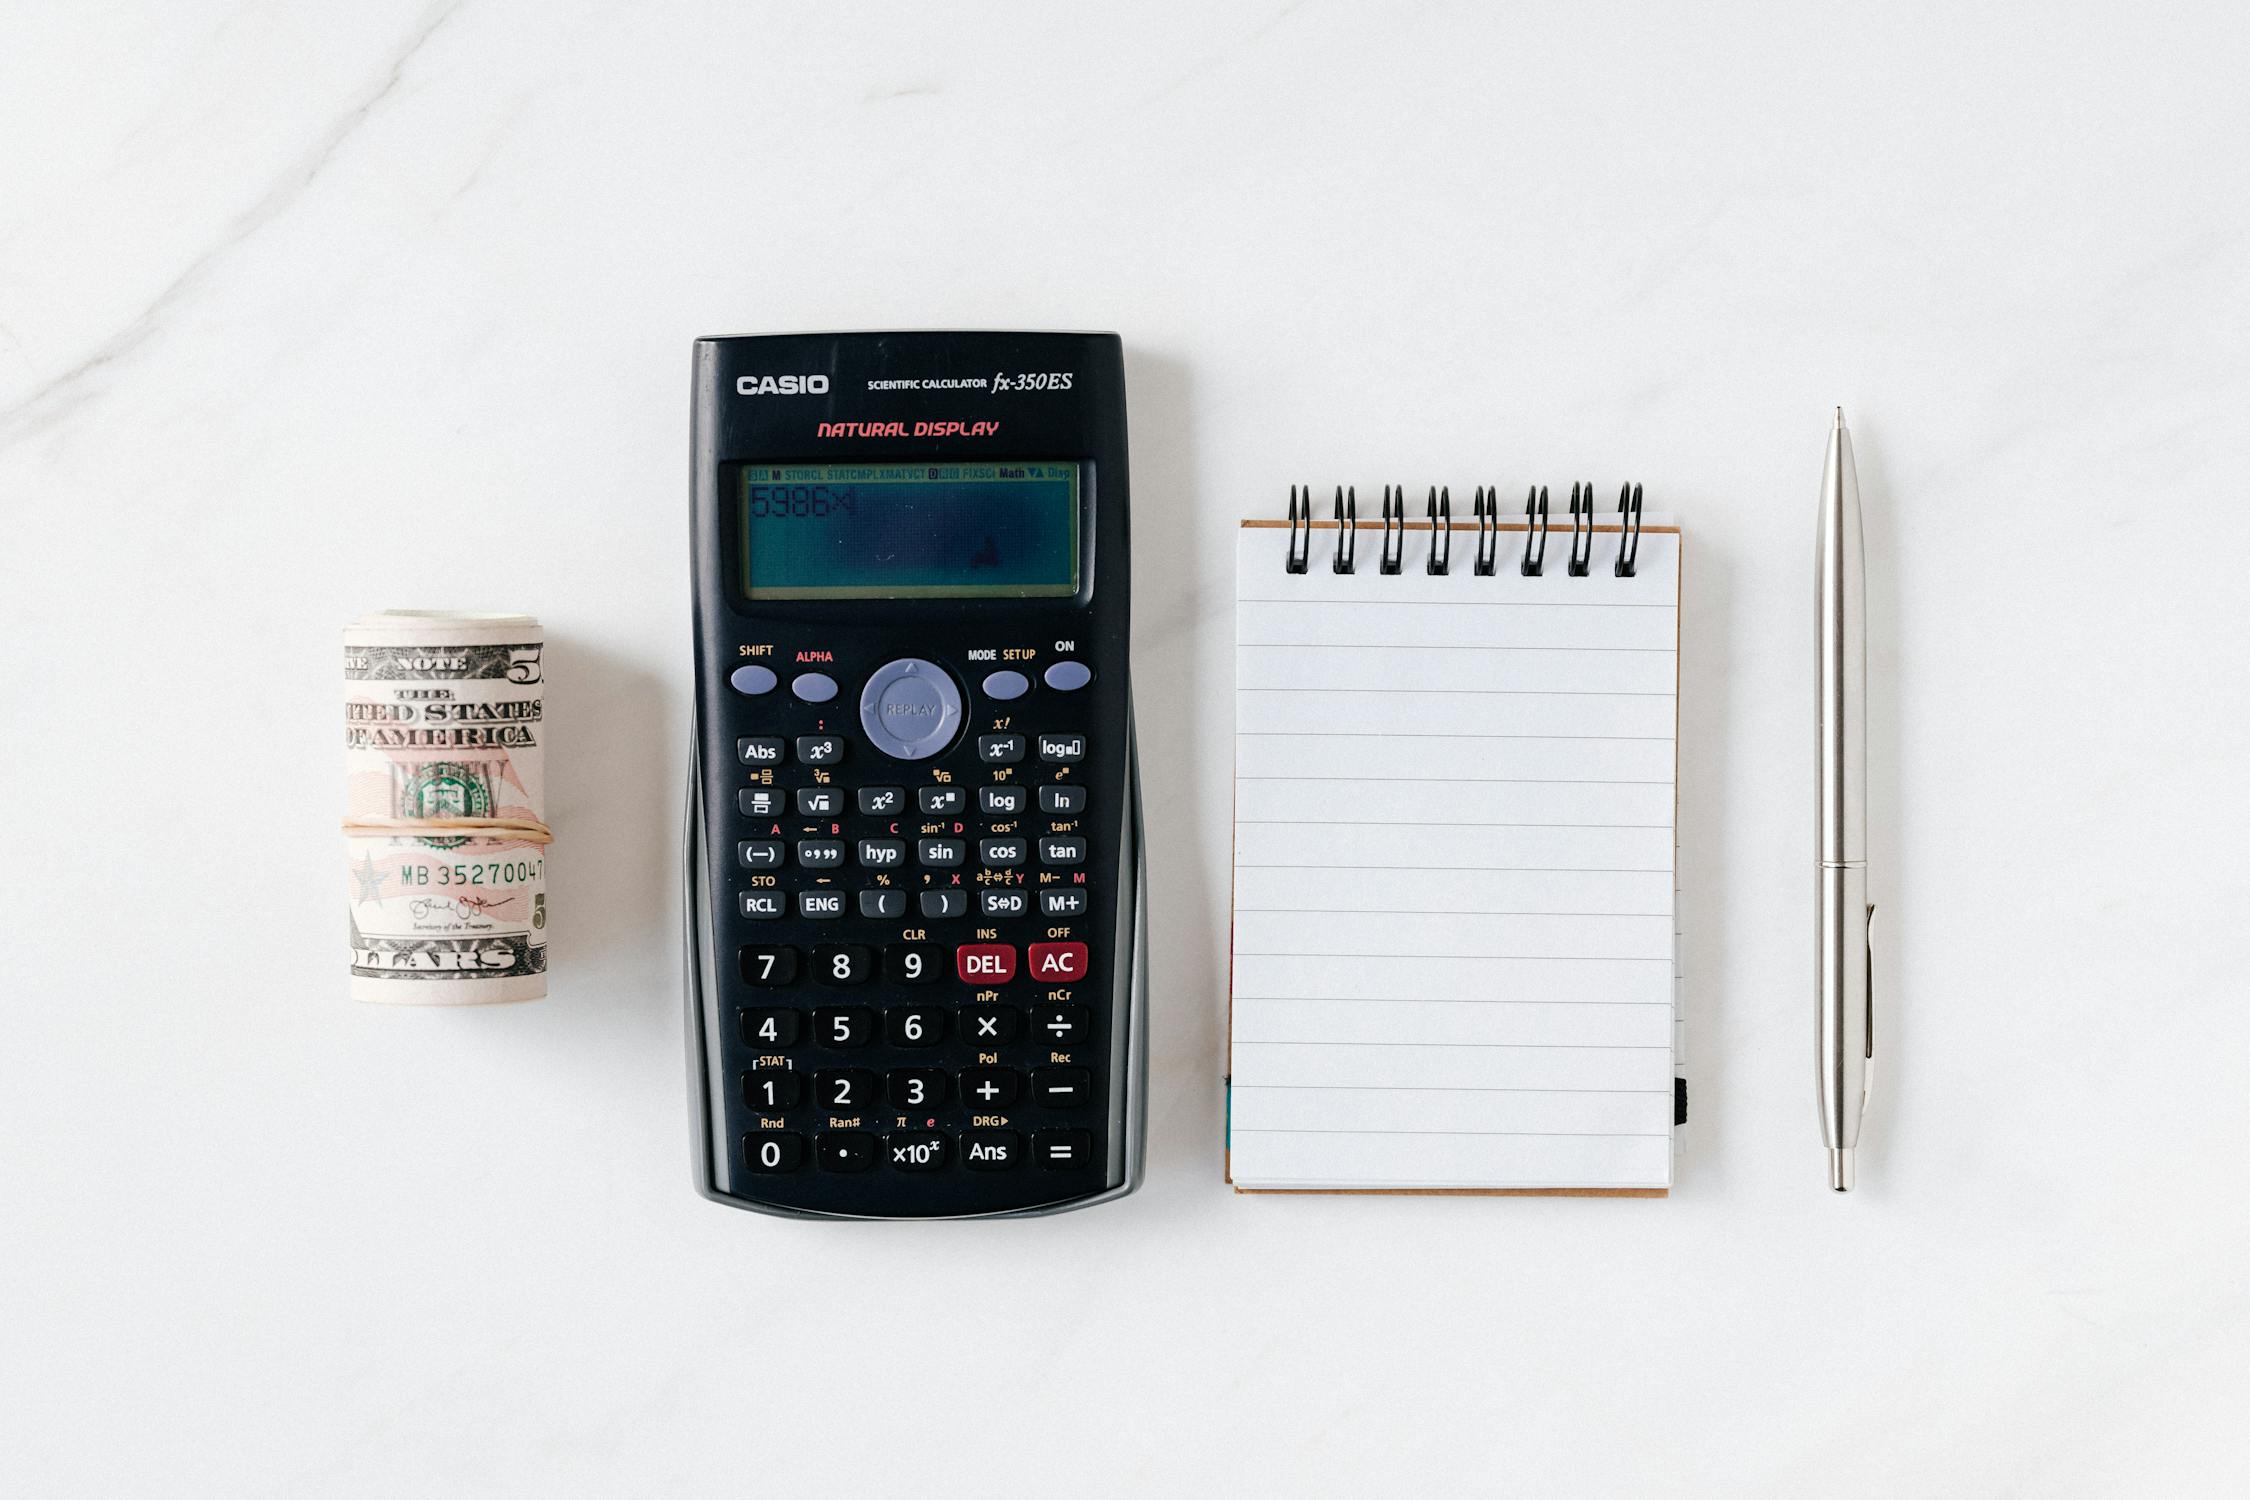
857,657 -> 963,760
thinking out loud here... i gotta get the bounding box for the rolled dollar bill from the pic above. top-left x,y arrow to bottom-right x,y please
343,612 -> 549,1004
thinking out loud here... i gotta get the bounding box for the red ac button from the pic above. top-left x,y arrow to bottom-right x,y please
1027,942 -> 1088,982
955,944 -> 1017,983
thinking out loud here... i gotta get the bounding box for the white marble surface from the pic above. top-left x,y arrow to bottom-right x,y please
5,4 -> 2249,1494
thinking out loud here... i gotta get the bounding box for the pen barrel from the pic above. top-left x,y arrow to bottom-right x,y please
1815,862 -> 1872,1151
1815,427 -> 1867,864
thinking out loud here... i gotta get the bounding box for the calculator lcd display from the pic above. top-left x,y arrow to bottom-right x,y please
737,463 -> 1082,599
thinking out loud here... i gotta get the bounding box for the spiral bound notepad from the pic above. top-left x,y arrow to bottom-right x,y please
1227,486 -> 1684,1194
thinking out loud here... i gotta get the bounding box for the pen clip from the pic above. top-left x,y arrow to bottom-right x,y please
1862,902 -> 1878,1097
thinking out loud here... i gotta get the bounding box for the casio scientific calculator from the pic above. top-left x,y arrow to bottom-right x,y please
684,330 -> 1146,1220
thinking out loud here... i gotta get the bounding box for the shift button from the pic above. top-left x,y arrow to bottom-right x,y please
729,664 -> 778,695
1043,660 -> 1092,691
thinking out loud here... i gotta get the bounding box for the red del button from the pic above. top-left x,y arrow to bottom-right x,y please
955,944 -> 1016,983
1028,942 -> 1089,982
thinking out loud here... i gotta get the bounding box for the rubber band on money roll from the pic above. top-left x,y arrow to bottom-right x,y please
341,816 -> 555,846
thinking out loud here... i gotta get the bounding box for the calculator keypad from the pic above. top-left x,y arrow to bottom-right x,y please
718,650 -> 1113,1214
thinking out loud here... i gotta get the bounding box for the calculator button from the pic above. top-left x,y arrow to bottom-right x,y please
1028,944 -> 1090,984
976,733 -> 1026,764
1033,1129 -> 1094,1169
857,889 -> 907,919
885,943 -> 943,985
857,785 -> 907,816
1039,889 -> 1088,917
956,943 -> 1017,984
918,889 -> 969,919
918,785 -> 967,815
886,1132 -> 948,1171
814,1068 -> 880,1109
856,838 -> 907,870
738,788 -> 785,817
1037,733 -> 1086,764
737,840 -> 784,870
743,1070 -> 804,1110
744,1133 -> 806,1173
740,1008 -> 801,1048
812,1007 -> 876,1048
981,669 -> 1031,701
885,1005 -> 948,1046
739,891 -> 785,920
739,945 -> 799,986
729,664 -> 778,695
791,671 -> 839,704
1030,1004 -> 1091,1044
817,1132 -> 876,1172
887,1068 -> 947,1108
737,737 -> 785,766
959,1068 -> 1022,1108
1039,835 -> 1086,866
962,1130 -> 1023,1170
794,786 -> 842,817
858,657 -> 963,761
797,890 -> 846,919
979,784 -> 1028,816
980,889 -> 1030,918
796,735 -> 845,766
1031,1067 -> 1092,1108
962,1005 -> 1021,1045
796,839 -> 847,870
979,837 -> 1027,867
918,838 -> 966,868
1038,785 -> 1086,815
811,944 -> 875,985
1042,660 -> 1092,692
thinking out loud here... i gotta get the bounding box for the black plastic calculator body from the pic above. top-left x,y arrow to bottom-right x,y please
685,330 -> 1145,1219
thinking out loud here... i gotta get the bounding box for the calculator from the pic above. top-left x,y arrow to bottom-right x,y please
684,330 -> 1146,1219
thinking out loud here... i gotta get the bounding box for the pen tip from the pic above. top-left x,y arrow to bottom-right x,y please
1834,405 -> 1846,430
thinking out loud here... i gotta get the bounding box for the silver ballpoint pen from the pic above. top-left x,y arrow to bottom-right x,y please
1816,407 -> 1875,1192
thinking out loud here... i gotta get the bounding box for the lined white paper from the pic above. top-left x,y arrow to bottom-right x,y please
1228,521 -> 1681,1191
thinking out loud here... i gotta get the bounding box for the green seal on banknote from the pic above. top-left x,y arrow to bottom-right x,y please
398,761 -> 493,848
